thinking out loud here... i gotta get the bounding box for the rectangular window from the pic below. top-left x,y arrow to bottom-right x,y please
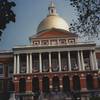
50,40 -> 57,45
0,80 -> 3,91
59,39 -> 66,44
97,59 -> 100,69
68,39 -> 75,44
0,64 -> 3,76
33,41 -> 40,46
41,40 -> 49,45
20,62 -> 26,73
8,63 -> 13,77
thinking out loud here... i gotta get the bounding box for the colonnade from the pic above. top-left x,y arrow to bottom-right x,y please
14,50 -> 98,74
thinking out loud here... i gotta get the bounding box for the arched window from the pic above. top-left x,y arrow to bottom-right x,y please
19,78 -> 26,93
42,77 -> 49,93
62,76 -> 70,92
73,75 -> 80,91
32,77 -> 39,92
52,76 -> 60,92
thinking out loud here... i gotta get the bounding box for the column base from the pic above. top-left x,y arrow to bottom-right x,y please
81,88 -> 87,92
49,85 -> 53,90
81,97 -> 89,100
60,85 -> 63,91
26,91 -> 33,94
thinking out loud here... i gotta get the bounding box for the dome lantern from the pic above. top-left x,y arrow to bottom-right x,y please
48,1 -> 57,15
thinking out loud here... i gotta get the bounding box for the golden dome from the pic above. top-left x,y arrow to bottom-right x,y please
37,1 -> 69,33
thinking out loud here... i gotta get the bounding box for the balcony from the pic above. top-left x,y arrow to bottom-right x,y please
61,65 -> 68,71
20,67 -> 26,73
51,66 -> 59,72
32,67 -> 39,73
14,41 -> 95,49
85,64 -> 91,71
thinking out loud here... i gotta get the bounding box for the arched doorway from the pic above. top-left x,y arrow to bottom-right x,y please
62,76 -> 70,93
19,78 -> 26,93
42,77 -> 49,93
32,77 -> 39,92
98,77 -> 100,89
73,75 -> 80,91
32,77 -> 40,99
52,76 -> 60,92
86,74 -> 93,90
19,78 -> 26,100
7,78 -> 15,92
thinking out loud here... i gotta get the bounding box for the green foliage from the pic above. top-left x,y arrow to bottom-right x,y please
90,96 -> 100,100
0,0 -> 16,39
0,80 -> 3,90
68,0 -> 100,38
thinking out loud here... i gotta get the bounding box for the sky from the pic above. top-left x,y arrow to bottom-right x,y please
0,0 -> 98,50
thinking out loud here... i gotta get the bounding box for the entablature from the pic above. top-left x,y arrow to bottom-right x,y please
13,43 -> 96,54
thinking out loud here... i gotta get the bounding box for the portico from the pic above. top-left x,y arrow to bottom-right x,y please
14,48 -> 98,74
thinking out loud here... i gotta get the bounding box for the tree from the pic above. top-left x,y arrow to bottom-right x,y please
68,0 -> 100,39
0,0 -> 16,39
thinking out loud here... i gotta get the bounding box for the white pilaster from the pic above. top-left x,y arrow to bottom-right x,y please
49,52 -> 52,72
93,51 -> 98,70
39,53 -> 42,72
80,51 -> 85,70
30,53 -> 32,73
68,51 -> 71,71
90,51 -> 94,70
26,54 -> 29,73
78,51 -> 81,71
17,54 -> 20,74
14,55 -> 17,74
58,52 -> 61,71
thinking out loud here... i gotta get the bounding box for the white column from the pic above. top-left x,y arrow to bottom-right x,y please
17,54 -> 20,74
58,52 -> 61,71
80,51 -> 85,70
39,53 -> 42,72
68,51 -> 71,71
93,51 -> 98,70
30,53 -> 32,73
14,55 -> 17,74
90,51 -> 94,70
49,52 -> 52,72
78,51 -> 81,71
26,54 -> 29,73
